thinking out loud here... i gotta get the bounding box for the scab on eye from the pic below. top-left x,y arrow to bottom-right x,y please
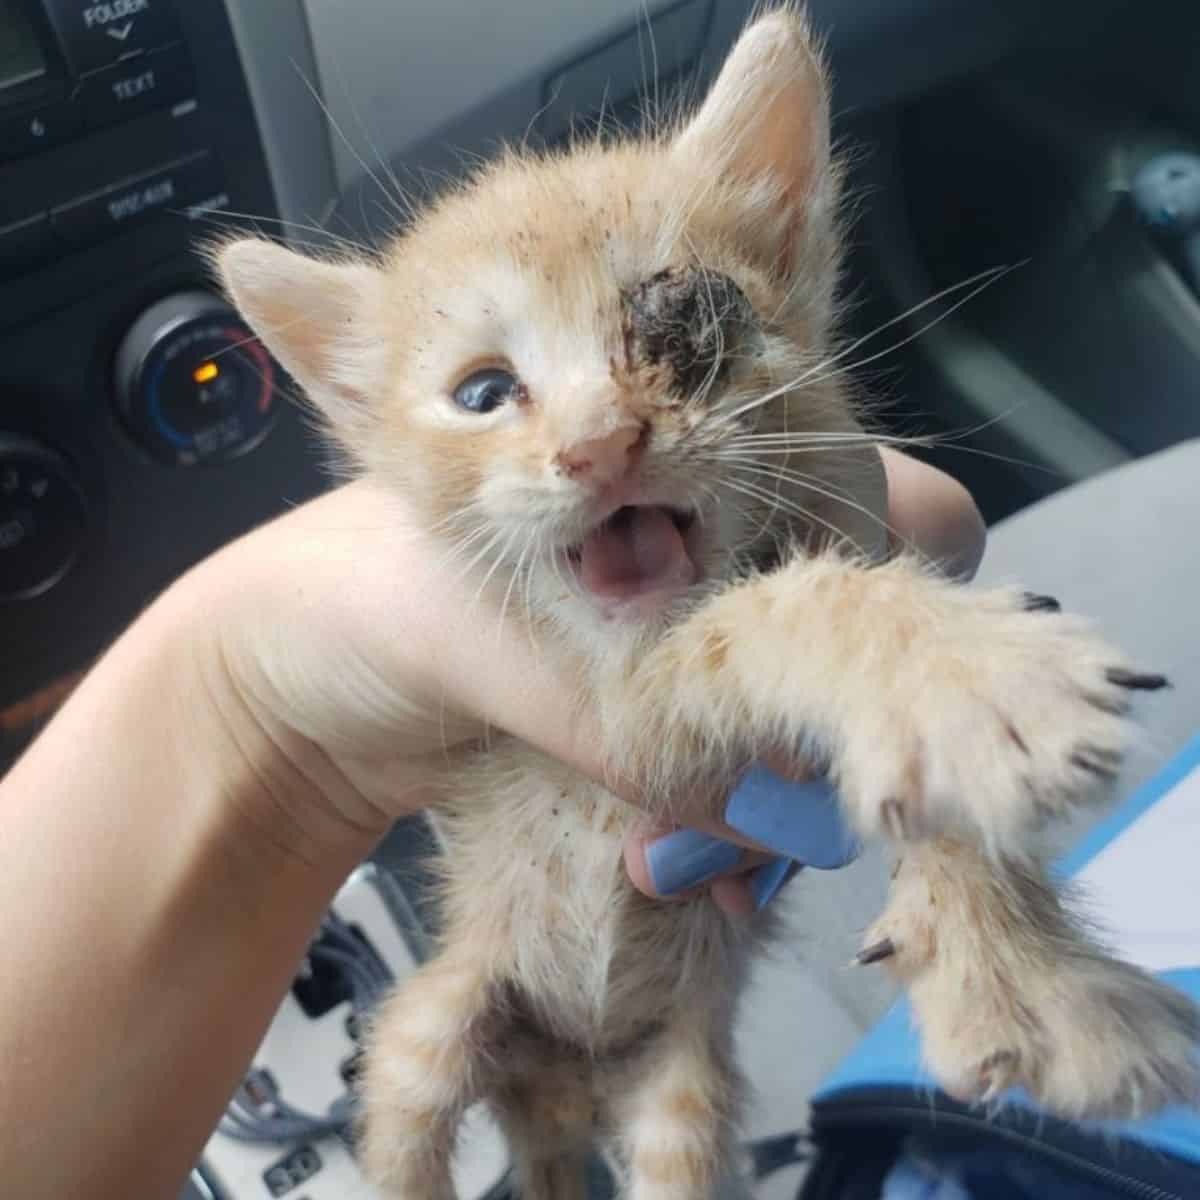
452,367 -> 522,414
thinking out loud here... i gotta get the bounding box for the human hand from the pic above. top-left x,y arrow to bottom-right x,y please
192,446 -> 982,909
0,443 -> 981,1200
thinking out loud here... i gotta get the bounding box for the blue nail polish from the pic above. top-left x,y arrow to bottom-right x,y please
724,764 -> 860,869
645,829 -> 741,896
749,857 -> 797,911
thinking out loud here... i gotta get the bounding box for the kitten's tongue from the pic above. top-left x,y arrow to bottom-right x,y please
579,506 -> 695,600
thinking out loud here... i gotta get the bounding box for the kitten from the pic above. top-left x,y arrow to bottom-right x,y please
217,7 -> 1199,1197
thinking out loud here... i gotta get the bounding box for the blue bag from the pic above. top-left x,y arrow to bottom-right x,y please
801,737 -> 1200,1200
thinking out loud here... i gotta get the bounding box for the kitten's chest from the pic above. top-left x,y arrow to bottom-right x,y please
433,746 -> 748,1047
435,755 -> 637,949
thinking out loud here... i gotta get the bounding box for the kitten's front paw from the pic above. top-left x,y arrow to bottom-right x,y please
915,946 -> 1200,1121
865,845 -> 1200,1121
838,590 -> 1166,852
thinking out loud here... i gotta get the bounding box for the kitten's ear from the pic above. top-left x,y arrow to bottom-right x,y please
215,238 -> 387,434
673,6 -> 832,275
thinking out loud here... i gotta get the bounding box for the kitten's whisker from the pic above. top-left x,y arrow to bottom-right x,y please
721,263 -> 1019,423
719,487 -> 774,554
636,0 -> 662,133
471,528 -> 520,617
729,436 -> 1041,472
188,205 -> 374,257
521,69 -> 570,153
432,522 -> 494,578
719,452 -> 866,506
725,436 -> 919,458
716,480 -> 794,549
715,434 -> 921,542
709,357 -> 823,430
724,445 -> 894,464
718,476 -> 876,559
682,243 -> 729,412
189,220 -> 359,260
728,468 -> 935,569
178,313 -> 311,368
451,535 -> 504,591
758,260 -> 1018,406
909,440 -> 1063,476
424,508 -> 475,538
723,458 -> 901,549
547,538 -> 575,604
460,529 -> 511,594
497,535 -> 533,644
691,481 -> 723,530
290,59 -> 412,230
419,513 -> 485,546
724,428 -> 934,458
522,530 -> 545,656
326,48 -> 420,228
901,407 -> 1020,447
728,429 -> 914,443
725,420 -> 1059,477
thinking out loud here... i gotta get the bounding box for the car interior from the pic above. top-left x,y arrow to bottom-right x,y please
2,2 -> 1198,1198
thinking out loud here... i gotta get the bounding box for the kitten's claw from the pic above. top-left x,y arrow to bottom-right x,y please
974,1049 -> 1022,1104
874,847 -> 1200,1121
1106,667 -> 1170,691
1070,740 -> 1126,779
1021,592 -> 1061,613
838,591 -> 1171,852
880,799 -> 910,841
853,937 -> 897,966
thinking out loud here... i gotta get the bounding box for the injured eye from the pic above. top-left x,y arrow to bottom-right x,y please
622,266 -> 759,399
453,367 -> 520,414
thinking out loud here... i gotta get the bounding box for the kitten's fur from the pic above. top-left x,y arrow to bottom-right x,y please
218,8 -> 1199,1197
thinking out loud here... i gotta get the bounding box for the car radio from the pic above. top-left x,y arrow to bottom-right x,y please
0,0 -> 315,757
0,0 -> 215,273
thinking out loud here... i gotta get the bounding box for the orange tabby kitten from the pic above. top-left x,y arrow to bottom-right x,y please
218,7 -> 1198,1197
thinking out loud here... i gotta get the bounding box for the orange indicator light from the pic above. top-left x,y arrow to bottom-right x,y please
193,361 -> 219,384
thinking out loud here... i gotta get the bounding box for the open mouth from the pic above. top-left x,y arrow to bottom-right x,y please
567,504 -> 699,605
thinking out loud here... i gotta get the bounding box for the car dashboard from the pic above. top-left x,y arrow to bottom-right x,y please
5,0 -> 1199,762
2,1 -> 1199,1197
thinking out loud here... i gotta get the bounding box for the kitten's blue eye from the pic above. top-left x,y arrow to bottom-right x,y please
453,368 -> 519,414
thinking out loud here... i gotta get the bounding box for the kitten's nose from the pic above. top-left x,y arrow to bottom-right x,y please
556,422 -> 647,485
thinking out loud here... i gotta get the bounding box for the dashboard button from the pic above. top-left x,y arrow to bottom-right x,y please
0,436 -> 87,602
0,103 -> 84,161
0,214 -> 54,275
114,292 -> 280,466
77,43 -> 193,130
50,151 -> 217,248
43,0 -> 182,76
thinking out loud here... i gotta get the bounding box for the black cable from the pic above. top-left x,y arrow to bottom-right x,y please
745,1129 -> 812,1180
218,917 -> 395,1146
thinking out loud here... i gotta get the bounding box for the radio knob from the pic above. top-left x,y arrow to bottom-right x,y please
0,435 -> 87,602
114,292 -> 280,467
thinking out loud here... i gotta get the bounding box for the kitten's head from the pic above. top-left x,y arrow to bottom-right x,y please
218,7 -> 885,629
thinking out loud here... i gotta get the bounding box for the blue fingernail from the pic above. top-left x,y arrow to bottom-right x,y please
749,857 -> 798,911
725,764 -> 860,869
645,829 -> 741,896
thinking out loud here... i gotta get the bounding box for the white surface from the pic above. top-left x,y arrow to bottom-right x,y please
1075,761 -> 1200,975
734,844 -> 900,1196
